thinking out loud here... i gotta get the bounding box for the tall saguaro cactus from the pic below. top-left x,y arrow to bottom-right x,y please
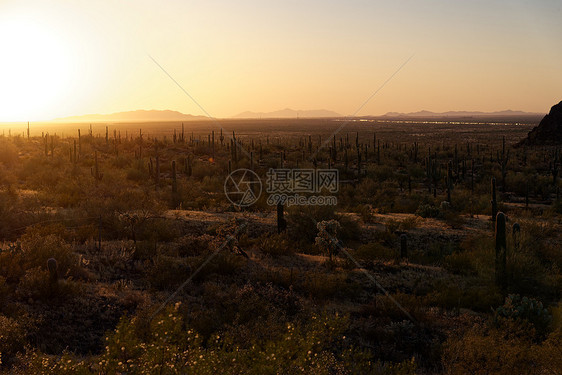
446,160 -> 453,203
512,222 -> 520,251
277,202 -> 287,233
491,177 -> 498,222
91,151 -> 103,181
496,136 -> 510,192
171,160 -> 177,193
47,258 -> 58,289
400,234 -> 408,258
495,212 -> 507,292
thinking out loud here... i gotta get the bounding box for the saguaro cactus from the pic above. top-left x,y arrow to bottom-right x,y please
495,212 -> 507,292
91,151 -> 103,181
496,136 -> 510,192
491,177 -> 498,222
400,234 -> 408,258
277,202 -> 287,233
47,258 -> 59,293
185,155 -> 193,177
512,222 -> 520,251
446,160 -> 453,203
171,160 -> 177,193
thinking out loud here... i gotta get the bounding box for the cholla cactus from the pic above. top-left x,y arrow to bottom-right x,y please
315,220 -> 341,260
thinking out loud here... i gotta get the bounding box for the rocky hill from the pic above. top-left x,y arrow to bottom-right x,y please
517,101 -> 562,146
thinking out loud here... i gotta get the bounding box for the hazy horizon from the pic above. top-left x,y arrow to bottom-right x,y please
1,0 -> 561,122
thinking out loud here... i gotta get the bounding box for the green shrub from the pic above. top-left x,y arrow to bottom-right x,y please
0,315 -> 26,367
15,305 -> 417,374
0,230 -> 80,283
16,267 -> 81,301
415,204 -> 440,218
494,294 -> 551,335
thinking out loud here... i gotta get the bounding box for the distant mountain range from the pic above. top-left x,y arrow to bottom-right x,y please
54,110 -> 209,123
52,108 -> 545,123
234,108 -> 342,119
381,110 -> 543,118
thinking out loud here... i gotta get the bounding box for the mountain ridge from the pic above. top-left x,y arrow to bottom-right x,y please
54,110 -> 210,123
52,108 -> 545,123
381,109 -> 544,118
233,108 -> 342,119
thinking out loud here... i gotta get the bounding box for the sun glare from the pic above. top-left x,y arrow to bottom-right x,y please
0,17 -> 72,121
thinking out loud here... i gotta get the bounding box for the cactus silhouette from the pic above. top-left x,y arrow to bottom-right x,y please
171,160 -> 177,193
91,151 -> 103,181
400,234 -> 408,259
47,258 -> 59,293
495,212 -> 507,292
491,177 -> 497,222
277,202 -> 286,234
512,222 -> 520,251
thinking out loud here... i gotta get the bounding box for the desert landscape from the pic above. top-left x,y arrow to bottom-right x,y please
1,0 -> 561,373
0,110 -> 560,374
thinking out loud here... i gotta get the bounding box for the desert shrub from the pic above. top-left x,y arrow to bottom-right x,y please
189,251 -> 246,282
287,204 -> 337,243
52,179 -> 85,207
111,155 -> 130,169
174,234 -> 215,257
300,272 -> 362,301
355,242 -> 395,262
357,204 -> 376,223
0,140 -> 18,166
0,276 -> 9,307
191,163 -> 217,179
442,322 -> 537,375
428,280 -> 503,312
384,219 -> 400,234
0,164 -> 16,190
258,233 -> 293,256
0,230 -> 80,283
415,204 -> 440,218
148,255 -> 192,290
553,197 -> 562,214
360,292 -> 428,323
392,196 -> 422,214
126,167 -> 147,182
136,217 -> 181,242
398,216 -> 419,231
441,210 -> 465,228
0,315 -> 26,367
15,267 -> 81,301
494,294 -> 551,336
443,251 -> 478,276
17,305 -> 417,374
337,214 -> 362,244
506,251 -> 552,298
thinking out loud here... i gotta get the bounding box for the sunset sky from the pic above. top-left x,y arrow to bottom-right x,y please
0,0 -> 561,121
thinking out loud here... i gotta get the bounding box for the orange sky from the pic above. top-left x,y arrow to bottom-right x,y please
0,0 -> 561,121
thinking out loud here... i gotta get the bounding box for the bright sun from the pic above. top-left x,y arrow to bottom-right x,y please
0,17 -> 72,121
